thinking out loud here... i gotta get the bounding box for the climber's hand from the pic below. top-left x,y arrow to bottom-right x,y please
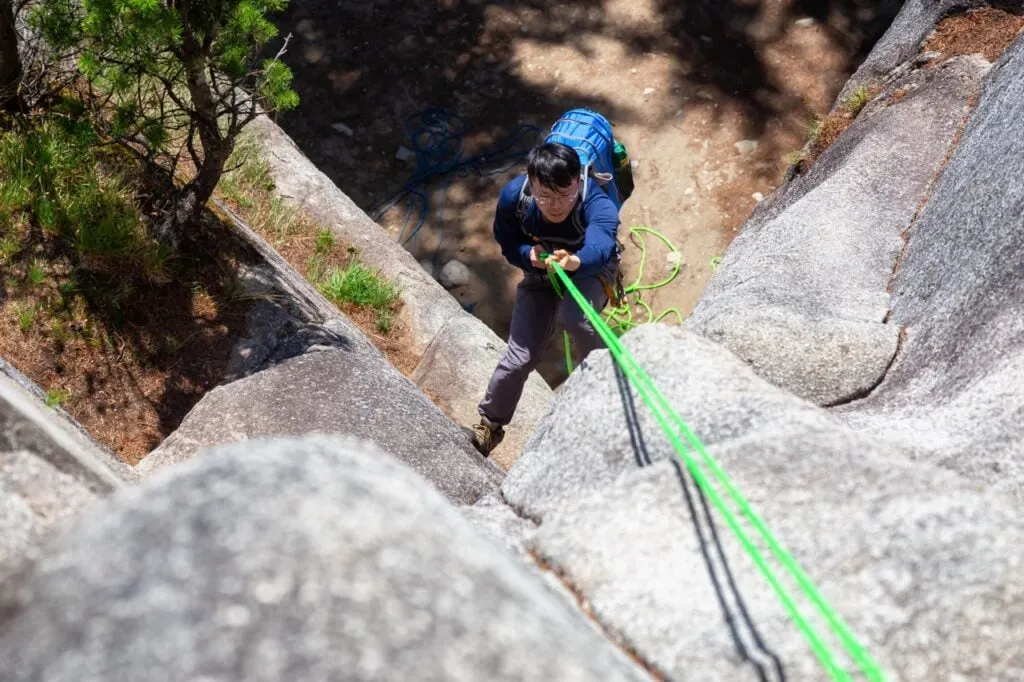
529,244 -> 548,270
550,249 -> 581,272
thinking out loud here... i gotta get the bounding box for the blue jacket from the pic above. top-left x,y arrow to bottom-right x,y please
493,175 -> 620,279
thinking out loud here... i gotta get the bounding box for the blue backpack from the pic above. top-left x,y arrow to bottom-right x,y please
545,108 -> 623,211
515,108 -> 629,246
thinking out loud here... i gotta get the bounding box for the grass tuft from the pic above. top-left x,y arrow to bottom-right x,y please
842,86 -> 872,116
319,262 -> 400,311
14,303 -> 36,331
27,261 -> 46,286
315,229 -> 334,254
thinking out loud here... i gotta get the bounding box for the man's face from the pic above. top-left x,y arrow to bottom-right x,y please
531,177 -> 580,223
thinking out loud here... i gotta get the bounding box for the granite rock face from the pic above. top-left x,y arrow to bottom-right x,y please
503,325 -> 1024,681
0,372 -> 129,576
835,33 -> 1024,497
0,437 -> 650,682
688,56 -> 989,406
139,348 -> 501,505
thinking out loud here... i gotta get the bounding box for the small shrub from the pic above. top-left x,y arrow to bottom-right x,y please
315,229 -> 334,254
45,387 -> 70,407
376,310 -> 395,335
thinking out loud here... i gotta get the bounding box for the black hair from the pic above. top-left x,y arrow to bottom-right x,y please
526,142 -> 581,191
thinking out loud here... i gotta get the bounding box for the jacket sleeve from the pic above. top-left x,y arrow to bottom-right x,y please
493,179 -> 534,271
573,191 -> 620,278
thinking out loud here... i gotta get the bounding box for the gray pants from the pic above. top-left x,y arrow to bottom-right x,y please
478,269 -> 612,426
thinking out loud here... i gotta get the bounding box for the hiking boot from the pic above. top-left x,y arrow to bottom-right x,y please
465,417 -> 505,457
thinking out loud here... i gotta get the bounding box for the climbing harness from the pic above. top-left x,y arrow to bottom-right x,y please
546,260 -> 886,682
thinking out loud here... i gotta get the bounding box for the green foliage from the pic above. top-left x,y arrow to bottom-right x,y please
806,116 -> 822,138
782,150 -> 806,167
49,319 -> 71,344
27,262 -> 46,285
30,0 -> 299,169
375,311 -> 394,335
0,234 -> 20,262
318,262 -> 399,332
220,135 -> 275,205
0,119 -> 167,279
260,59 -> 300,110
843,86 -> 872,115
44,387 -> 70,407
314,229 -> 334,254
306,254 -> 326,284
58,279 -> 78,296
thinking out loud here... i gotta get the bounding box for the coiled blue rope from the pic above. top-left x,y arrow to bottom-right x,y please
370,108 -> 541,267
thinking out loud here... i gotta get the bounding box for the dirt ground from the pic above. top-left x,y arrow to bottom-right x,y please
0,221 -> 251,464
270,0 -> 902,384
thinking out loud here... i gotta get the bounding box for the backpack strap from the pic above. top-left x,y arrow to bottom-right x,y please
516,176 -> 588,250
516,179 -> 535,241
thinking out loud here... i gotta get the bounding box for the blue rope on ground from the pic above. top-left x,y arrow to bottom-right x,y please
370,108 -> 542,267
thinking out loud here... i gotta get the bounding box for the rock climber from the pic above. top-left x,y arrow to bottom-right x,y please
466,141 -> 621,456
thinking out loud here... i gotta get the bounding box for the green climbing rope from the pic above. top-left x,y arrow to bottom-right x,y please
545,226 -> 684,374
604,226 -> 684,336
546,260 -> 886,682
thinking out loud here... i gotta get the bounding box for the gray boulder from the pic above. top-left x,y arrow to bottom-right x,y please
836,34 -> 1024,497
139,346 -> 501,505
0,373 -> 131,575
503,327 -> 832,518
0,436 -> 650,682
504,325 -> 1024,680
688,56 -> 989,405
438,259 -> 472,289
